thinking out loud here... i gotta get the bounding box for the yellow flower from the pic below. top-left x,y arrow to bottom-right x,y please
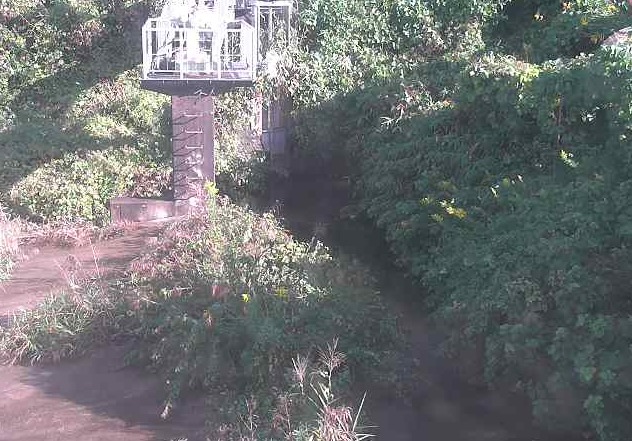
440,199 -> 467,219
242,293 -> 250,303
276,287 -> 289,300
580,17 -> 589,26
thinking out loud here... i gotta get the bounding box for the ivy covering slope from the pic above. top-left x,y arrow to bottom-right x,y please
278,0 -> 632,440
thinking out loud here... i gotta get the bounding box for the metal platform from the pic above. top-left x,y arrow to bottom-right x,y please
140,0 -> 292,95
141,15 -> 257,94
140,78 -> 253,95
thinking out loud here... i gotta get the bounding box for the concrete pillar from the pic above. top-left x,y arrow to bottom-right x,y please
171,94 -> 215,215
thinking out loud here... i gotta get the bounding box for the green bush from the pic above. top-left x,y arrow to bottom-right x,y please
0,0 -> 145,107
424,49 -> 632,441
487,0 -> 630,61
128,192 -> 398,404
10,145 -> 170,225
2,63 -> 271,223
342,45 -> 632,440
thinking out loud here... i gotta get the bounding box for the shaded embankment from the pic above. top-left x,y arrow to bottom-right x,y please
280,175 -> 579,441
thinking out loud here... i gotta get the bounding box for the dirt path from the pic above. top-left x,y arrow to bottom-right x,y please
0,344 -> 207,441
1,224 -> 161,316
0,221 -> 207,441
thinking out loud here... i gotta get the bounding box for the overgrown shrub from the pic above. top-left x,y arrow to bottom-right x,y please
10,145 -> 170,225
128,191 -> 398,405
342,44 -> 632,441
220,341 -> 374,440
489,0 -> 630,62
0,0 -> 148,108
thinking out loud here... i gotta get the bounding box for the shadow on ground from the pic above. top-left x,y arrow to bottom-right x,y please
0,343 -> 208,441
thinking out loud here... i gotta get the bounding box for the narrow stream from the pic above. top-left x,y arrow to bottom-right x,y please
275,175 -> 581,441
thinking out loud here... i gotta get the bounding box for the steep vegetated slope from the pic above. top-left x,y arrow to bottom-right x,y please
276,0 -> 632,440
0,1 -> 168,224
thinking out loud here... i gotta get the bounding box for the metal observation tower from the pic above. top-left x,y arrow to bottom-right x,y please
111,0 -> 291,222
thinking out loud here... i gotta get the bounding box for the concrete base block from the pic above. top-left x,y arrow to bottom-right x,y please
174,200 -> 198,216
109,198 -> 176,223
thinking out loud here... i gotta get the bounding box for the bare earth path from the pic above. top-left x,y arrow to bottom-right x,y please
0,222 -> 207,441
1,224 -> 161,316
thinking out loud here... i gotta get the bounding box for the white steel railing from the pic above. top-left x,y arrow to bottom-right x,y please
142,18 -> 256,81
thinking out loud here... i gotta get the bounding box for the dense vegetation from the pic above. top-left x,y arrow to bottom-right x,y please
1,2 -> 393,438
4,0 -> 632,440
275,0 -> 632,440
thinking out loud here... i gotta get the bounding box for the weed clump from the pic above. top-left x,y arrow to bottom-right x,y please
128,194 -> 398,407
222,340 -> 374,441
0,282 -> 128,363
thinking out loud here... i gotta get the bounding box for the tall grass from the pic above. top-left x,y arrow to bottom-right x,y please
229,340 -> 374,441
0,282 -> 128,363
0,205 -> 22,281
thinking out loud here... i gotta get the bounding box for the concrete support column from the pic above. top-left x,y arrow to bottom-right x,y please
171,94 -> 215,215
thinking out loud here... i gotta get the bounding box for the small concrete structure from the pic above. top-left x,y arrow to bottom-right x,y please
110,197 -> 175,223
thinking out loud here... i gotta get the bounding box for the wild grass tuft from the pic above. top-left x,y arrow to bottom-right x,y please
226,341 -> 374,441
20,218 -> 136,248
0,205 -> 23,281
0,282 -> 128,364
